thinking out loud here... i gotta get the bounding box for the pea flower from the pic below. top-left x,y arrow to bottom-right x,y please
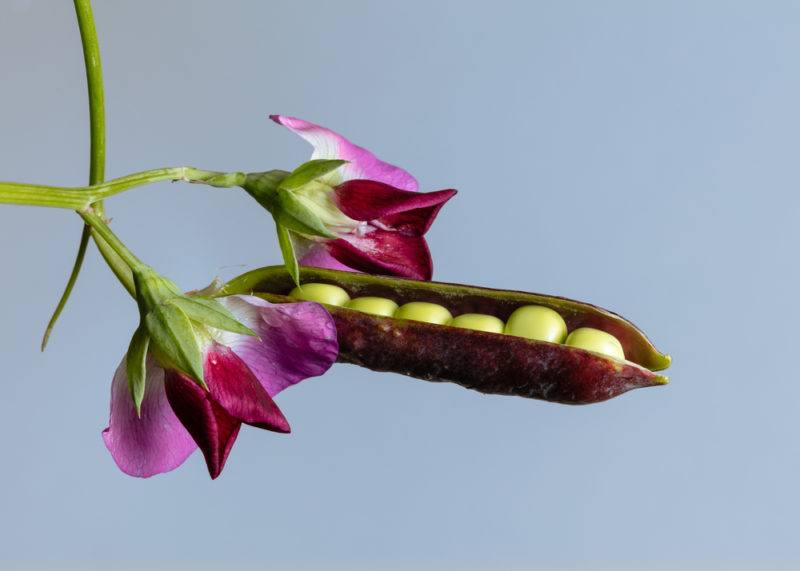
243,116 -> 457,281
102,289 -> 338,479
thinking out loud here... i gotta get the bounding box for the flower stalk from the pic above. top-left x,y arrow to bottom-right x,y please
0,167 -> 246,210
79,209 -> 144,273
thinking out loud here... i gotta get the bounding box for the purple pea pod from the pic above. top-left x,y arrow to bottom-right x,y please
219,266 -> 671,405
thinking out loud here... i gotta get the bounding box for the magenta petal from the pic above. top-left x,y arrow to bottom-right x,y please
270,115 -> 419,191
326,229 -> 434,280
299,244 -> 357,272
164,369 -> 242,480
204,343 -> 291,432
291,233 -> 357,272
102,358 -> 197,478
335,180 -> 457,235
219,295 -> 339,397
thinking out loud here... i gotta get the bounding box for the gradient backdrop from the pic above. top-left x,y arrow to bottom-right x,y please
1,1 -> 799,569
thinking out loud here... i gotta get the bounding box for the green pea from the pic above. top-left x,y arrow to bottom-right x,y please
345,296 -> 399,317
505,305 -> 567,343
450,313 -> 505,333
395,302 -> 453,325
288,283 -> 350,306
565,327 -> 625,360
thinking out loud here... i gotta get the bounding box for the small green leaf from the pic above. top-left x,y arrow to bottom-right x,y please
278,159 -> 347,191
144,303 -> 205,387
126,326 -> 150,416
275,190 -> 338,239
276,224 -> 300,286
168,296 -> 256,337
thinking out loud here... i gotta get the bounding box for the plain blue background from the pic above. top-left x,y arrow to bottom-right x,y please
1,1 -> 799,568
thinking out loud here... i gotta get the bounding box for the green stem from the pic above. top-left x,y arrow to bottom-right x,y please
91,232 -> 136,297
0,167 -> 244,209
79,210 -> 144,272
0,182 -> 97,209
87,167 -> 184,198
43,1 -> 247,345
74,0 -> 106,190
40,231 -> 90,350
43,0 -> 107,349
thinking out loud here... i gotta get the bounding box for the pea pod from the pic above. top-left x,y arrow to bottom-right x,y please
218,266 -> 671,405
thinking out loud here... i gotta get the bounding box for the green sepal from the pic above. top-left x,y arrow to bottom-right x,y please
144,302 -> 205,387
241,170 -> 290,212
276,224 -> 300,286
242,168 -> 338,239
167,296 -> 256,337
133,266 -> 182,314
126,326 -> 150,416
274,190 -> 338,239
278,159 -> 347,191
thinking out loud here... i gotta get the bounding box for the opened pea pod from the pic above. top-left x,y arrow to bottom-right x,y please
218,266 -> 671,405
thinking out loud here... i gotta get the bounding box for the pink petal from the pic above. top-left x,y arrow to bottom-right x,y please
334,180 -> 457,235
299,244 -> 356,272
326,229 -> 433,280
205,343 -> 291,432
292,233 -> 356,272
270,115 -> 419,191
164,368 -> 242,480
219,295 -> 339,396
102,357 -> 197,478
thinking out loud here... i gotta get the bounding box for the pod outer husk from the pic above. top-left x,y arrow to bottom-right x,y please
219,266 -> 670,405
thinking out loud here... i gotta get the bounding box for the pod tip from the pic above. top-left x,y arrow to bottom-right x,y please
653,374 -> 669,386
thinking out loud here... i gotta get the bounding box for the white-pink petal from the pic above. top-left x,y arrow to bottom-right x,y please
270,115 -> 419,192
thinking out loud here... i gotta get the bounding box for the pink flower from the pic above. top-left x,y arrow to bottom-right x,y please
102,295 -> 338,479
271,115 -> 456,280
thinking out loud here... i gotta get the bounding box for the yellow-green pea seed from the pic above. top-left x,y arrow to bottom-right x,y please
395,302 -> 453,325
504,305 -> 568,343
345,296 -> 399,317
288,283 -> 350,306
565,327 -> 625,360
450,313 -> 505,333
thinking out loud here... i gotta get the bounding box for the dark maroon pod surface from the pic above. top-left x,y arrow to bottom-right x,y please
219,266 -> 671,405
